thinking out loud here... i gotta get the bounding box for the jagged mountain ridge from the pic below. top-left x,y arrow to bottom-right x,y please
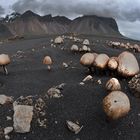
0,10 -> 121,37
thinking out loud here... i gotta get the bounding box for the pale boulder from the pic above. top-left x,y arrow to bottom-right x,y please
13,105 -> 33,133
117,51 -> 139,76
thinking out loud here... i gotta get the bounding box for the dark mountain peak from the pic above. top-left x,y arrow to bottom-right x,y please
53,16 -> 71,24
42,14 -> 52,22
21,10 -> 40,19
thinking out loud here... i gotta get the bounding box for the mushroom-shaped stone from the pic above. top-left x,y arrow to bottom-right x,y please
54,36 -> 64,44
106,78 -> 121,91
117,51 -> 139,77
71,45 -> 79,52
94,54 -> 109,69
80,53 -> 95,71
0,54 -> 10,75
83,39 -> 90,45
108,57 -> 118,70
128,74 -> 140,97
43,56 -> 53,70
80,53 -> 95,67
103,91 -> 130,120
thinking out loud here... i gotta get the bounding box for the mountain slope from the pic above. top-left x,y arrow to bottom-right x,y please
0,23 -> 13,38
70,15 -> 120,36
1,11 -> 122,37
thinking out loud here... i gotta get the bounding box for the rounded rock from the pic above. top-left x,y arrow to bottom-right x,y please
106,78 -> 121,91
103,91 -> 130,120
80,53 -> 95,67
94,54 -> 109,69
117,51 -> 139,77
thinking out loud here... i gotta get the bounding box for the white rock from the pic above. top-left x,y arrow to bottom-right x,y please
5,135 -> 10,140
71,45 -> 79,52
4,127 -> 13,135
83,39 -> 90,45
0,95 -> 13,105
79,82 -> 85,86
66,120 -> 83,134
81,45 -> 88,52
82,75 -> 93,82
13,105 -> 33,133
54,36 -> 64,44
62,62 -> 68,68
6,116 -> 12,121
97,79 -> 102,85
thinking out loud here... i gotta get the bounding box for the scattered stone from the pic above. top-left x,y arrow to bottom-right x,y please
55,121 -> 58,124
6,116 -> 12,121
106,78 -> 121,91
32,48 -> 35,52
87,47 -> 91,52
37,118 -> 47,128
79,82 -> 85,86
4,127 -> 13,135
128,74 -> 140,97
54,36 -> 64,44
71,45 -> 79,52
62,62 -> 68,68
5,135 -> 10,140
50,39 -> 53,43
55,83 -> 66,90
66,120 -> 83,134
34,98 -> 46,118
83,39 -> 90,45
82,75 -> 93,82
97,80 -> 102,85
81,45 -> 88,52
13,105 -> 33,133
0,95 -> 13,105
13,96 -> 33,106
47,88 -> 62,98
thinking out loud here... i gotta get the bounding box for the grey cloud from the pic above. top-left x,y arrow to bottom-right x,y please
12,0 -> 140,21
117,20 -> 140,40
0,5 -> 4,16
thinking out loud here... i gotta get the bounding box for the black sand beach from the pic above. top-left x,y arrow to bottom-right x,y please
0,35 -> 140,140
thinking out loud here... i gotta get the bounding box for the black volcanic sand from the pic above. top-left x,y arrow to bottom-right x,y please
0,35 -> 140,140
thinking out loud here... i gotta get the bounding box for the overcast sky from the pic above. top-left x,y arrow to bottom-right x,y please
0,0 -> 140,40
